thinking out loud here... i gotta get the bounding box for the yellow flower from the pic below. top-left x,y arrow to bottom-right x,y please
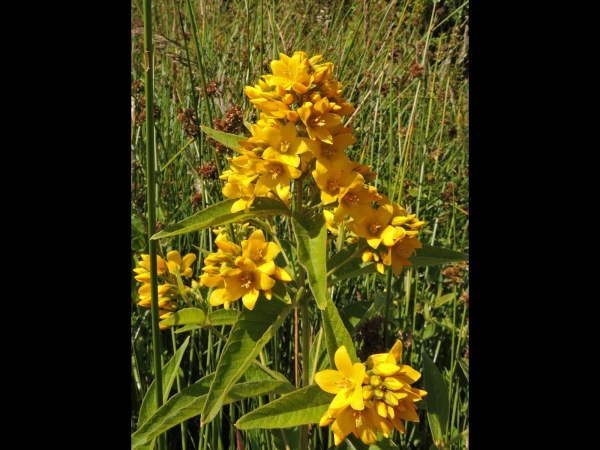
297,98 -> 343,144
166,250 -> 196,277
241,229 -> 292,282
263,121 -> 314,168
310,130 -> 356,170
332,181 -> 382,223
327,402 -> 394,446
312,160 -> 359,205
247,149 -> 302,200
209,256 -> 276,310
314,346 -> 366,417
366,340 -> 427,433
133,254 -> 168,282
269,51 -> 313,94
346,205 -> 398,249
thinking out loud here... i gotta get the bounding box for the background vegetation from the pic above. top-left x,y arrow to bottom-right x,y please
131,0 -> 469,448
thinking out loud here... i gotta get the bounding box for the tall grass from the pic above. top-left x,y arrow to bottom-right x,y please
131,0 -> 469,448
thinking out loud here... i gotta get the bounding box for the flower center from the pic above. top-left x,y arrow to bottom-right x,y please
322,144 -> 335,156
240,274 -> 252,289
280,140 -> 290,153
344,194 -> 358,206
312,115 -> 326,127
270,166 -> 283,179
369,222 -> 381,234
328,180 -> 340,192
252,249 -> 262,261
334,376 -> 353,389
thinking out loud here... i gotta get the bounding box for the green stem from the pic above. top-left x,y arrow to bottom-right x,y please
171,329 -> 188,450
142,0 -> 165,449
300,294 -> 310,450
383,268 -> 393,349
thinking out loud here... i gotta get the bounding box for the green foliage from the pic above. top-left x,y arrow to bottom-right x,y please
292,211 -> 329,310
131,1 -> 469,448
235,384 -> 333,429
200,285 -> 294,425
422,351 -> 450,447
151,197 -> 291,239
200,126 -> 247,152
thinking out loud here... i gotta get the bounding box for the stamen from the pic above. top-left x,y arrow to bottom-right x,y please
369,222 -> 381,234
280,140 -> 290,153
240,274 -> 252,289
270,166 -> 282,180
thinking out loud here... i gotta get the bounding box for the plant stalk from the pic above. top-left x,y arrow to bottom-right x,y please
143,1 -> 165,449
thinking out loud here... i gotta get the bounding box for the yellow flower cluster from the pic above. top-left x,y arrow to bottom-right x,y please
199,229 -> 292,310
221,50 -> 424,276
315,341 -> 427,445
133,250 -> 197,328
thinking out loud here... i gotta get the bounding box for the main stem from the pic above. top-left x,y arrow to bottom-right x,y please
294,179 -> 310,449
143,1 -> 165,449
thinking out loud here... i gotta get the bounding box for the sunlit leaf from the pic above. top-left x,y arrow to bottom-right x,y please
200,125 -> 247,152
135,337 -> 190,450
131,371 -> 292,449
151,197 -> 291,240
200,281 -> 294,425
421,351 -> 449,447
235,384 -> 333,429
159,308 -> 206,326
206,309 -> 240,326
292,211 -> 329,310
321,297 -> 358,365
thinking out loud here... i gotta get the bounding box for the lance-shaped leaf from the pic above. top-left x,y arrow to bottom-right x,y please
410,245 -> 469,267
235,384 -> 334,429
206,309 -> 240,326
134,337 -> 190,450
131,372 -> 293,449
151,197 -> 291,240
291,211 -> 328,310
137,336 -> 190,429
321,297 -> 358,365
421,351 -> 450,447
327,244 -> 469,287
159,308 -> 206,327
200,125 -> 247,152
200,282 -> 294,425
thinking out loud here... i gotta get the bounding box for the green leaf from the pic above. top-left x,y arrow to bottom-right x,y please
244,360 -> 291,383
174,324 -> 201,334
321,297 -> 359,365
345,433 -> 401,449
226,380 -> 295,402
135,336 -> 190,450
434,293 -> 455,309
206,309 -> 240,326
409,245 -> 468,268
291,211 -> 329,310
339,300 -> 373,335
235,384 -> 334,429
421,351 -> 450,447
131,373 -> 293,449
200,125 -> 247,151
159,308 -> 206,326
458,359 -> 469,382
270,427 -> 300,450
151,197 -> 291,240
326,242 -> 362,283
200,283 -> 294,425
